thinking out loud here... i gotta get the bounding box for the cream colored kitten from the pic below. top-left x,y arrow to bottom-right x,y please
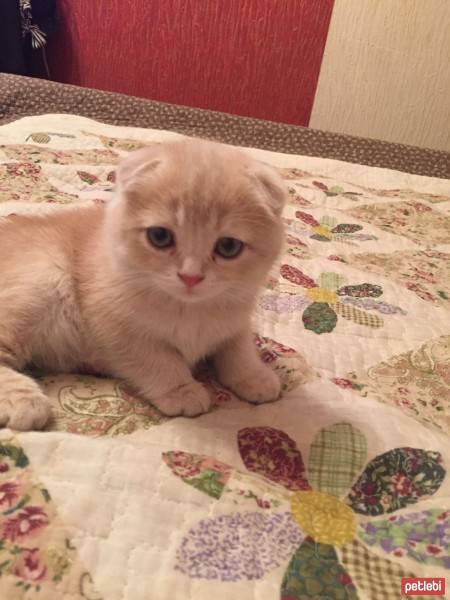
0,139 -> 286,430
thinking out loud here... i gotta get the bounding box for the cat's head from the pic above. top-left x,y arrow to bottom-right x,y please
106,139 -> 286,306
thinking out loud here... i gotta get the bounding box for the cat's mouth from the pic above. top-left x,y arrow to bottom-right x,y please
155,277 -> 223,304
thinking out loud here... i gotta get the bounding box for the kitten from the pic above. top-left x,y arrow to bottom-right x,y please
0,139 -> 286,430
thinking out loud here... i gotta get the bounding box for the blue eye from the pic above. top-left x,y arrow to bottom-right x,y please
146,227 -> 175,249
214,237 -> 244,259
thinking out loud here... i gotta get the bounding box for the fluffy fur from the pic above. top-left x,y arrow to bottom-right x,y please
0,139 -> 286,430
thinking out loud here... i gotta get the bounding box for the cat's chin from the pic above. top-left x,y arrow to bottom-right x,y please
151,283 -> 210,304
175,294 -> 205,304
170,289 -> 216,304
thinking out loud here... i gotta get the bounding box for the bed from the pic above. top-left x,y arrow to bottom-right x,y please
0,73 -> 449,600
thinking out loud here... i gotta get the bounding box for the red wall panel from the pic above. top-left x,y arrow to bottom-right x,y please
48,1 -> 334,126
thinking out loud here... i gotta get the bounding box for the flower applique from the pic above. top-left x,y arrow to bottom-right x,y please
312,181 -> 363,200
163,423 -> 447,599
286,187 -> 313,208
260,266 -> 406,332
294,211 -> 377,245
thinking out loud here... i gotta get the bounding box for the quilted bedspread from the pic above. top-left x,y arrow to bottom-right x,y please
0,115 -> 449,600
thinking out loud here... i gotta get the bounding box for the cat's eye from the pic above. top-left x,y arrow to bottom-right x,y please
214,237 -> 244,259
146,227 -> 175,249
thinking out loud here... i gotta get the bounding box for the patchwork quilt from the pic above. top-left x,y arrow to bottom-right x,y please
0,115 -> 449,600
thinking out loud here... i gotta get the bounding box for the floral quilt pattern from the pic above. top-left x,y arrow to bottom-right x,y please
348,250 -> 450,308
0,162 -> 78,204
163,423 -> 447,598
0,114 -> 449,600
347,201 -> 450,246
36,336 -> 311,437
0,438 -> 101,598
81,131 -> 152,152
333,335 -> 450,433
0,144 -> 120,166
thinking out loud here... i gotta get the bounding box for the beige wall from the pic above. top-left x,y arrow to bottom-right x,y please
310,0 -> 450,151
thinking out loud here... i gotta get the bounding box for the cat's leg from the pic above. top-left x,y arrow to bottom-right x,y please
118,346 -> 212,417
214,330 -> 281,404
0,351 -> 52,430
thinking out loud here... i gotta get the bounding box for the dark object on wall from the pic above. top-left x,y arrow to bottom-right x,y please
0,0 -> 57,76
0,0 -> 26,74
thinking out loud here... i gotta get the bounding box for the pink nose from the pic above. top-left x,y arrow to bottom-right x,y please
178,273 -> 204,288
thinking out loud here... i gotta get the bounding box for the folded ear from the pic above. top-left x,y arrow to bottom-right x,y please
116,145 -> 163,194
248,162 -> 287,217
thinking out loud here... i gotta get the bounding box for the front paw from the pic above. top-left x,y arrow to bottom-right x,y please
224,365 -> 281,405
0,389 -> 52,431
152,382 -> 212,417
